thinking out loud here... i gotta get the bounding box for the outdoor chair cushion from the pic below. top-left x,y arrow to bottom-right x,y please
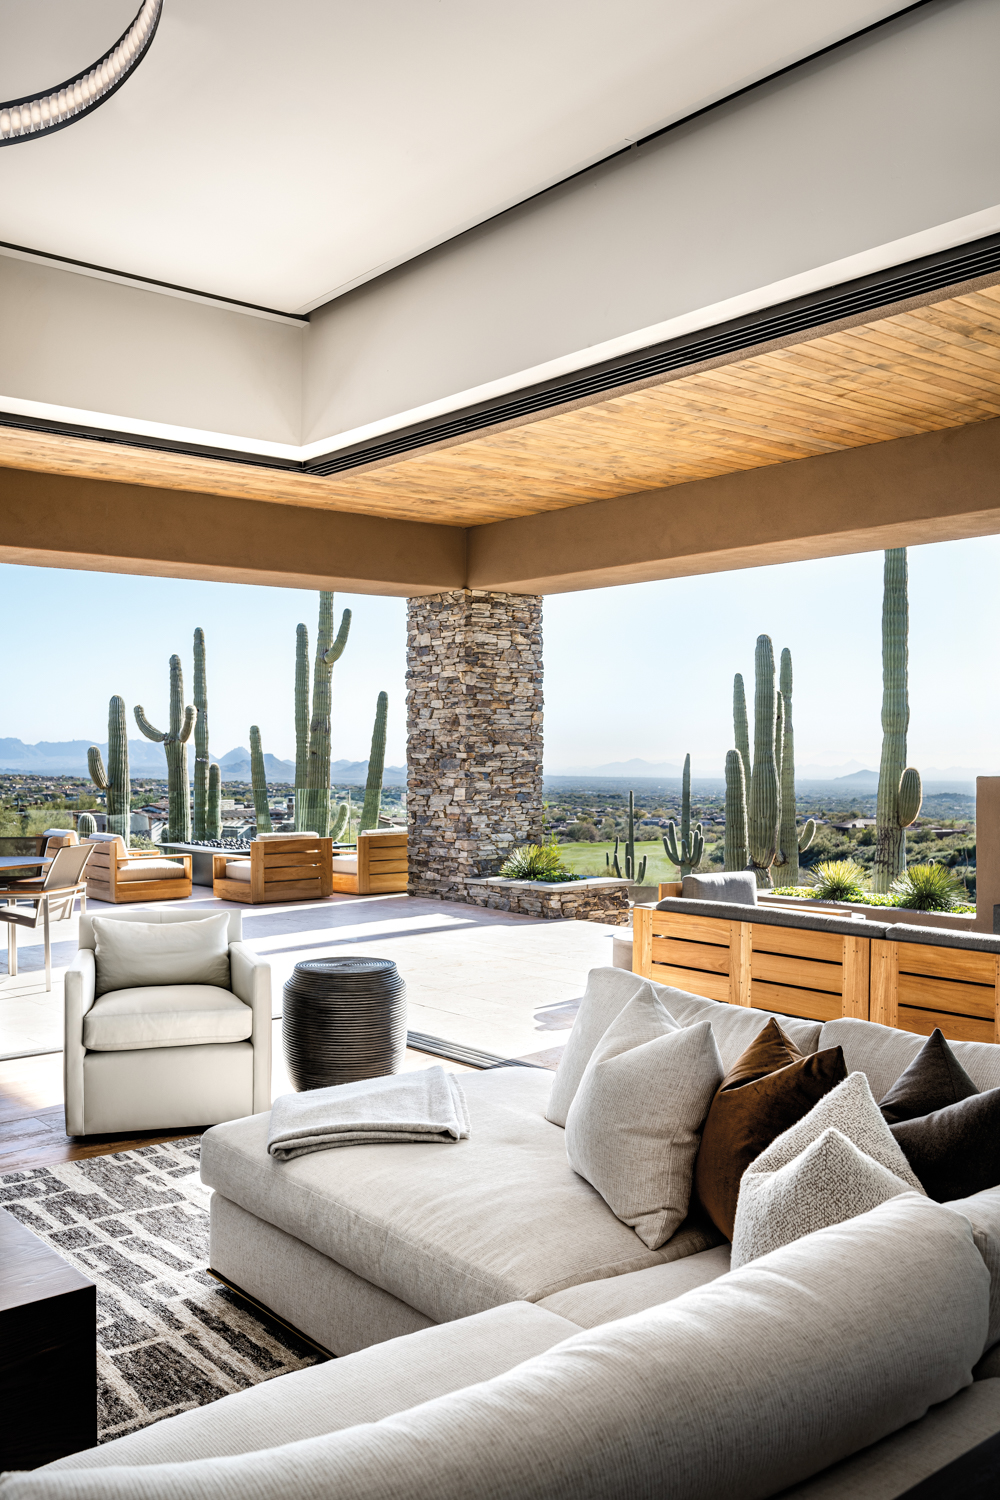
45,1302 -> 582,1472
565,999 -> 723,1248
114,858 -> 188,882
201,1066 -> 720,1326
819,1017 -> 1000,1100
83,832 -> 127,850
223,860 -> 252,882
537,1244 -> 731,1326
731,1128 -> 913,1269
332,855 -> 359,873
878,1027 -> 980,1124
681,871 -> 757,905
92,912 -> 231,996
9,1195 -> 989,1500
82,985 -> 253,1051
883,922 -> 1000,951
255,831 -> 319,840
654,896 -> 888,939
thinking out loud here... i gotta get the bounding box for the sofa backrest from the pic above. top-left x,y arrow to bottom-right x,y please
819,1016 -> 1000,1098
653,983 -> 822,1068
78,906 -> 243,950
653,896 -> 889,939
681,871 -> 758,905
7,1196 -> 986,1500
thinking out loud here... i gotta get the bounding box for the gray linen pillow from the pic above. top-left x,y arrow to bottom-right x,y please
92,914 -> 231,996
545,967 -> 648,1127
731,1126 -> 914,1268
565,988 -> 723,1249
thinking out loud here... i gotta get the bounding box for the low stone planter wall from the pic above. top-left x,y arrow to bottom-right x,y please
464,876 -> 631,923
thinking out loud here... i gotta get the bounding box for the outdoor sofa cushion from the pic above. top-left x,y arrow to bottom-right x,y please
819,1017 -> 1000,1099
92,913 -> 231,996
8,1195 -> 989,1500
681,871 -> 758,904
537,1244 -> 731,1326
565,999 -> 723,1248
82,985 -> 252,1051
114,858 -> 188,882
654,896 -> 889,939
332,855 -> 359,873
222,860 -> 252,882
201,1066 -> 720,1326
883,922 -> 1000,951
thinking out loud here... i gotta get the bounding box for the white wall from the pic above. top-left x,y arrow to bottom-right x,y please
302,0 -> 1000,443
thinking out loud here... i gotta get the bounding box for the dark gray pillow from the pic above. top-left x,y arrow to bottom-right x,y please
879,1027 -> 979,1125
891,1088 -> 1000,1201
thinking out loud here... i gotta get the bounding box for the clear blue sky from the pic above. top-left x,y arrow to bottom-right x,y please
1,533 -> 996,776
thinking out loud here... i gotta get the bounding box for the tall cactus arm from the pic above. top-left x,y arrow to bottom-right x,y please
179,705 -> 197,744
134,706 -> 166,742
724,749 -> 749,873
733,675 -> 751,786
636,855 -> 647,885
88,746 -> 109,789
330,802 -> 348,842
323,608 -> 352,665
663,825 -> 680,866
359,691 -> 388,833
691,824 -> 705,868
897,767 -> 923,828
798,819 -> 816,852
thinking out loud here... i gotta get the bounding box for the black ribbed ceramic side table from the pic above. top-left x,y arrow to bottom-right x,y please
282,956 -> 407,1091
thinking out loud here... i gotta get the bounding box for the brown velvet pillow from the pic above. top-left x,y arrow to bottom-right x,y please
694,1018 -> 847,1239
891,1087 -> 1000,1201
878,1027 -> 979,1125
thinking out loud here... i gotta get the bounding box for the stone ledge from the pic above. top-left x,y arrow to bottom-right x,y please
464,876 -> 631,924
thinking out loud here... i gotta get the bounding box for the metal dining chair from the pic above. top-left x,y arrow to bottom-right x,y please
1,843 -> 94,991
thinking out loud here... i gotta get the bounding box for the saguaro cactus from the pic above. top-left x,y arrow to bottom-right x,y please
135,655 -> 197,844
192,628 -> 210,840
359,691 -> 388,833
88,695 -> 131,845
746,635 -> 782,888
772,648 -> 816,888
250,725 -> 272,834
302,593 -> 352,837
873,549 -> 923,891
207,763 -> 222,840
724,750 -> 748,872
294,622 -> 310,831
663,753 -> 704,877
733,675 -> 751,787
606,790 -> 647,883
77,811 -> 97,838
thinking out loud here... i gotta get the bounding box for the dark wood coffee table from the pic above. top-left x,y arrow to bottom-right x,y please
0,1206 -> 96,1469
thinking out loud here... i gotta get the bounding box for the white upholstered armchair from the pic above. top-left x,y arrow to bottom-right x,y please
64,908 -> 271,1137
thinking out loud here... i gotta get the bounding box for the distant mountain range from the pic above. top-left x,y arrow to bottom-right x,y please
0,738 -> 406,785
549,756 -> 993,785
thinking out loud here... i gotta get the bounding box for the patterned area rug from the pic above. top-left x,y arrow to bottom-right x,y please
0,1141 -> 324,1444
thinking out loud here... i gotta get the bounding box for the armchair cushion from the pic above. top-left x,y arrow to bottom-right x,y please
223,859 -> 252,882
82,984 -> 253,1051
114,857 -> 189,883
92,912 -> 231,996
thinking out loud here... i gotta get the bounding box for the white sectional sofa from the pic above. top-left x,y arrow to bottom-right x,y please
6,969 -> 1000,1498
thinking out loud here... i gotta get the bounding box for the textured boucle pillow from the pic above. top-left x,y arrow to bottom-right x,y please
731,1127 -> 914,1268
565,987 -> 723,1249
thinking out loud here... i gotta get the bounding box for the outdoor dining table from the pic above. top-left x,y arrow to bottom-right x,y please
0,856 -> 51,876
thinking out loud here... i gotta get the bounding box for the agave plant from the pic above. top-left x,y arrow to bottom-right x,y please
498,841 -> 575,882
891,863 -> 964,912
811,860 -> 869,903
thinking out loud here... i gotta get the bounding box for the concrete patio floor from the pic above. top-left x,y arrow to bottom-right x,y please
0,884 -> 625,1104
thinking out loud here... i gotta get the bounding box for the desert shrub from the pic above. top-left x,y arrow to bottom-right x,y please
811,860 -> 869,902
891,863 -> 965,911
498,842 -> 577,881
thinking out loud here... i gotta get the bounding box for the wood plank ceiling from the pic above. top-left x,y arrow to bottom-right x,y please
3,284 -> 1000,527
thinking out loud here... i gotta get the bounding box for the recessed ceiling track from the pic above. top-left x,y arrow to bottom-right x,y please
2,232 -> 999,477
0,0 -> 161,146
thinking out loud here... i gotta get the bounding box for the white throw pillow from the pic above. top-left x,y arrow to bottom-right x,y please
731,1126 -> 914,1268
565,987 -> 723,1249
546,967 -> 649,1126
92,914 -> 231,996
742,1070 -> 925,1192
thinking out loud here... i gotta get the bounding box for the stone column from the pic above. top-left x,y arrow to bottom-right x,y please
406,590 -> 543,902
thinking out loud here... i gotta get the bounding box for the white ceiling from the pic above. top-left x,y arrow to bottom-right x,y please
0,0 -> 912,314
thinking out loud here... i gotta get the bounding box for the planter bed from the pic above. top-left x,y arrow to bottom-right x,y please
758,891 -> 976,933
464,876 -> 630,923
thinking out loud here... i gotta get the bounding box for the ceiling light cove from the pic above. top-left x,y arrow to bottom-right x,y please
0,0 -> 161,146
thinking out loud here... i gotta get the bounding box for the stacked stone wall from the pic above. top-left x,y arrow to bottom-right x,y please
465,878 -> 630,923
407,590 -> 543,901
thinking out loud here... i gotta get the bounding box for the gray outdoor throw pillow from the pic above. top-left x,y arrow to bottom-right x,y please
545,967 -> 648,1127
879,1027 -> 979,1125
731,1126 -> 913,1268
891,1087 -> 1000,1202
565,987 -> 723,1249
92,913 -> 231,997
